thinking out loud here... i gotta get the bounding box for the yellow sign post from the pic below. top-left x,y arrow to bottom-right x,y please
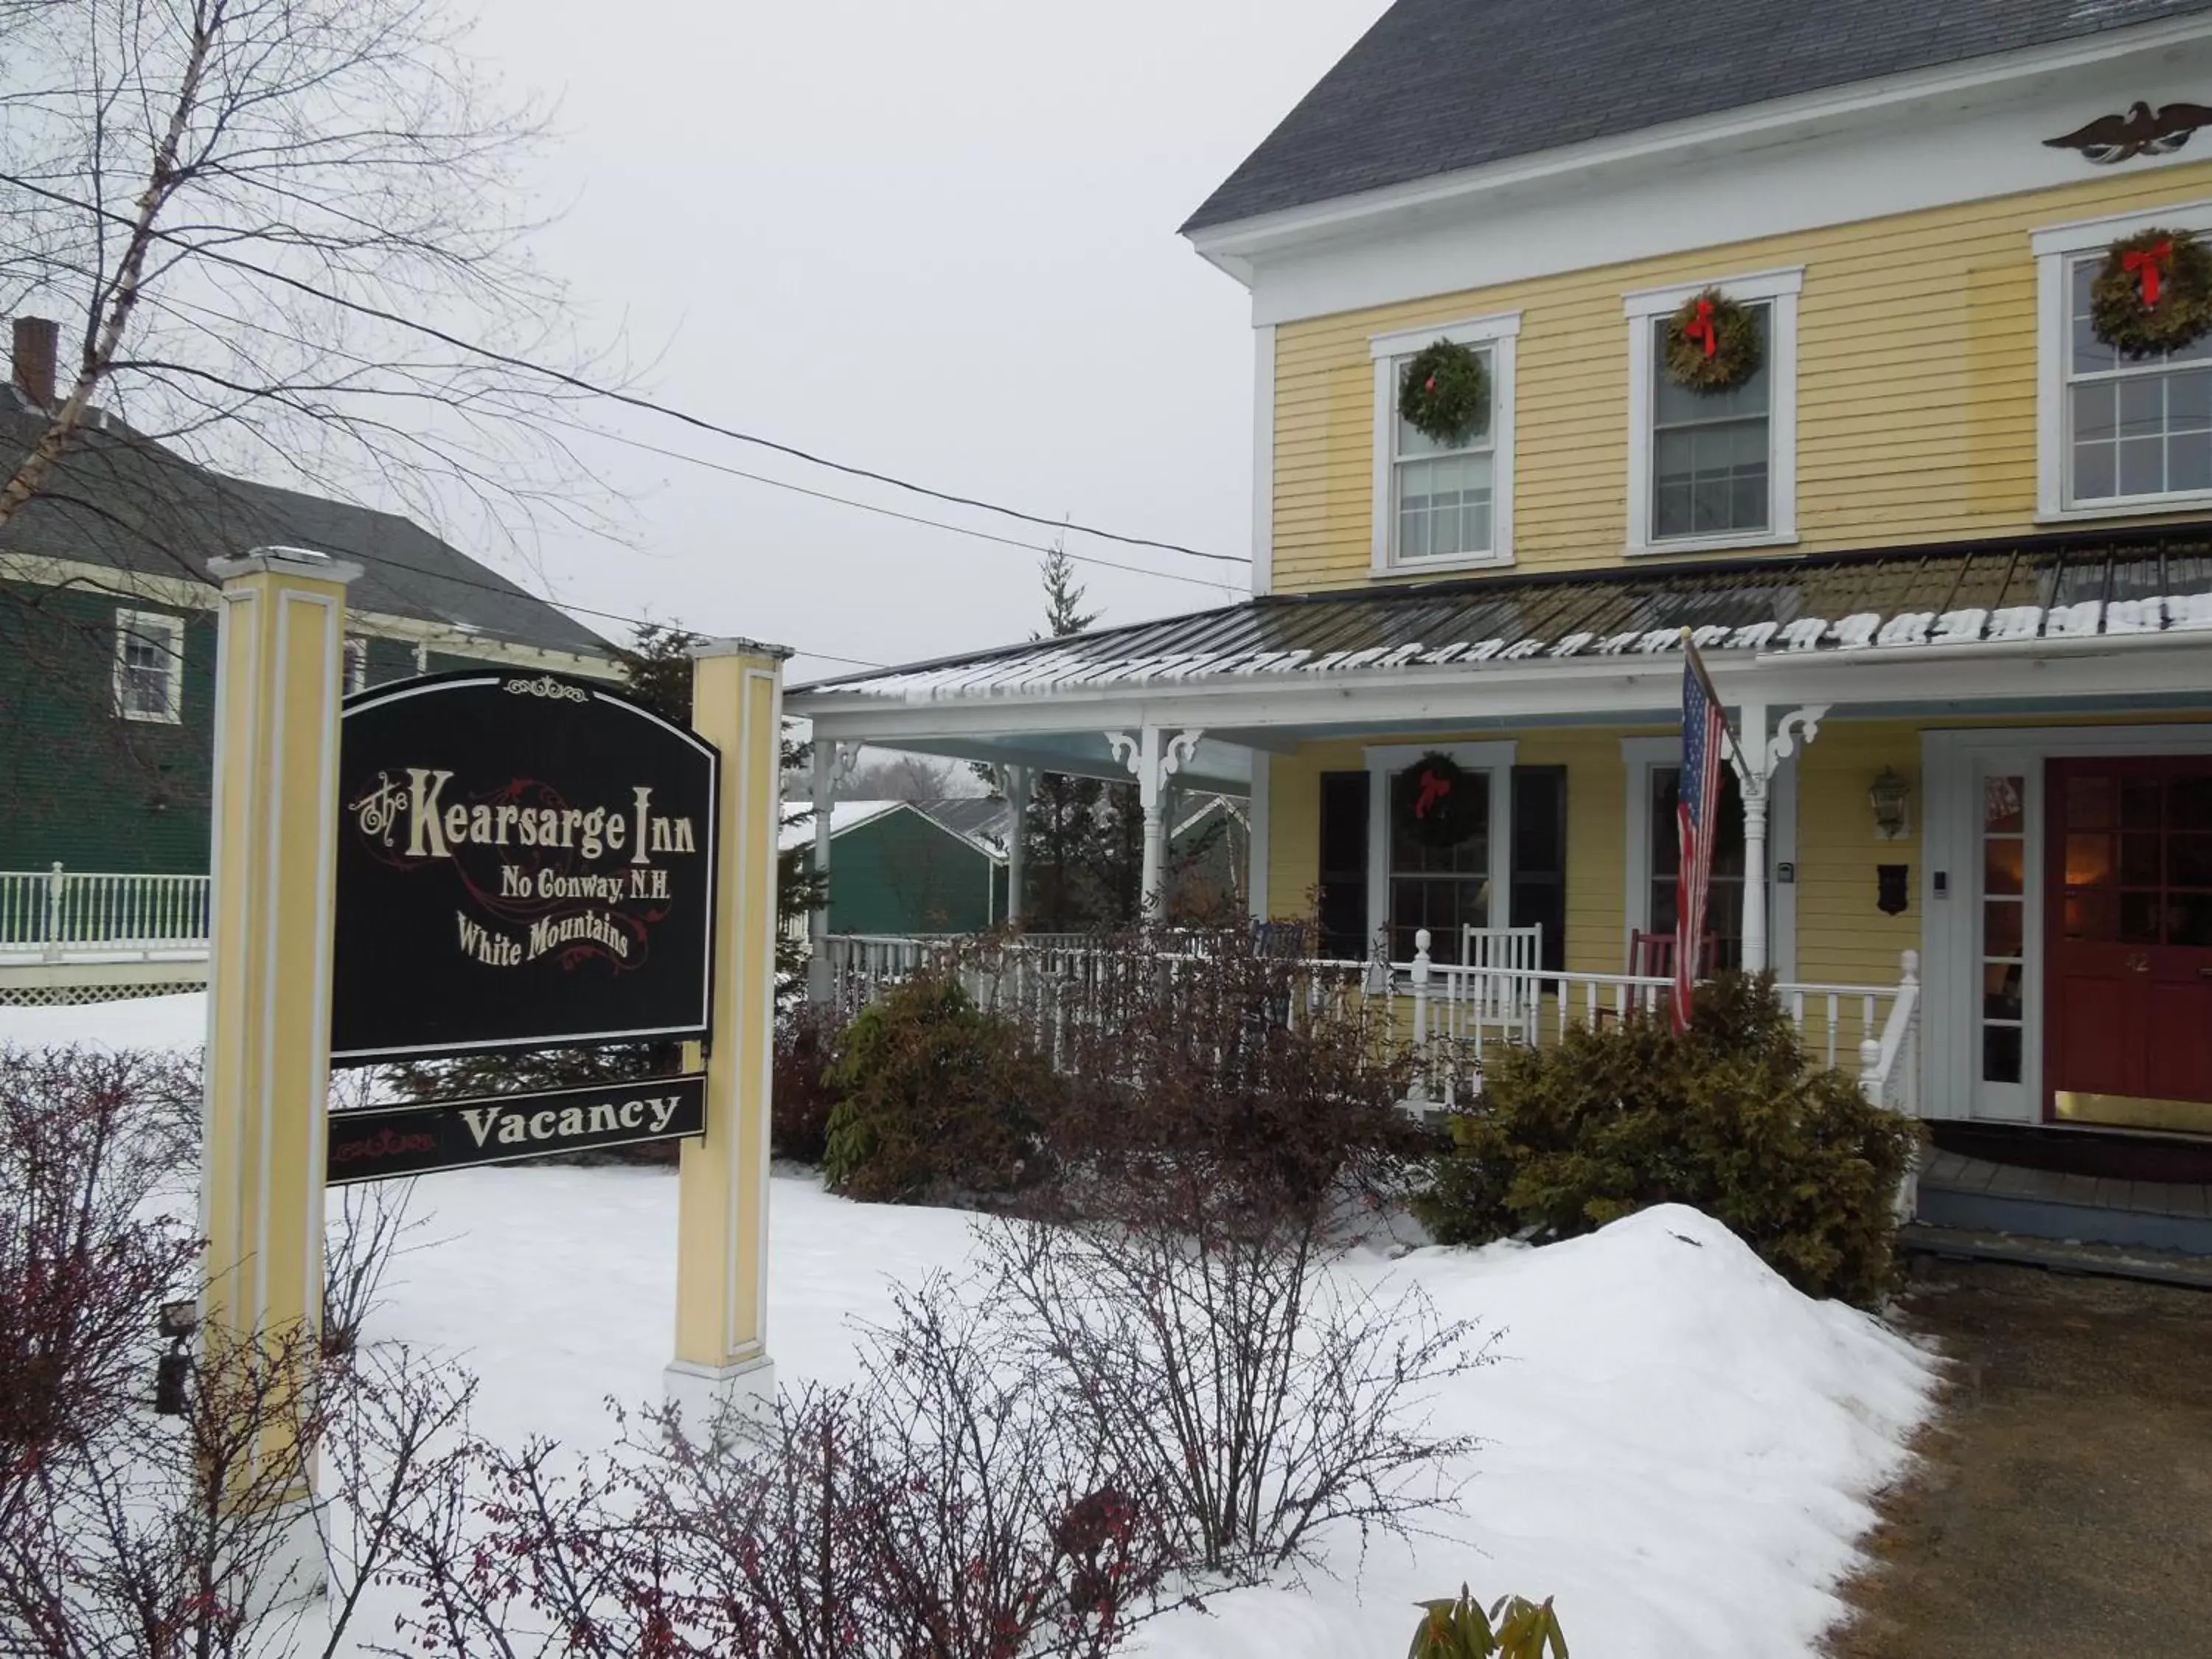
199,547 -> 358,1607
666,638 -> 789,1422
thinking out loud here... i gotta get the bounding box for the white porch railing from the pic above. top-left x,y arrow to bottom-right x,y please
818,931 -> 1923,1121
0,864 -> 214,960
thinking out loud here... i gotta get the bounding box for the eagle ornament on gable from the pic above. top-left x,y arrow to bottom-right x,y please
2045,101 -> 2212,165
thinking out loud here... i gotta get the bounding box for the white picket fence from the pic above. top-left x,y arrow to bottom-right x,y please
817,929 -> 1923,1124
0,864 -> 214,960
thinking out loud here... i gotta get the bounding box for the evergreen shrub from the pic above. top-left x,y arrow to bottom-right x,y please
1416,974 -> 1921,1305
821,973 -> 1052,1203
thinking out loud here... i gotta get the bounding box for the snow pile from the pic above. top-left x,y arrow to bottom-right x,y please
0,995 -> 1936,1656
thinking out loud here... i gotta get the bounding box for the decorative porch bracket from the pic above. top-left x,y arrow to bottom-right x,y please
1105,727 -> 1206,914
1725,701 -> 1828,975
806,740 -> 862,1003
992,763 -> 1034,926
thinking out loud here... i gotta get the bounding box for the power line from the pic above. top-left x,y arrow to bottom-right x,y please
0,171 -> 1252,570
577,422 -> 1243,595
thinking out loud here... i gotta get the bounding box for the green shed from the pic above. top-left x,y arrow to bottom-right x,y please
785,799 -> 1010,936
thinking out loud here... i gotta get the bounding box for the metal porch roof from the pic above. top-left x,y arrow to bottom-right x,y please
790,529 -> 2212,709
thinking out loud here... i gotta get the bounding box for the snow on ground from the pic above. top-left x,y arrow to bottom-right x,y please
0,994 -> 1940,1657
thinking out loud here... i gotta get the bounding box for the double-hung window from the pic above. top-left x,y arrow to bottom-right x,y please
114,609 -> 184,723
2036,204 -> 2212,516
1624,269 -> 1801,554
1368,314 -> 1519,573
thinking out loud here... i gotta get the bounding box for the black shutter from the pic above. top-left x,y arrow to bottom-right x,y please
1317,771 -> 1369,959
1509,765 -> 1567,973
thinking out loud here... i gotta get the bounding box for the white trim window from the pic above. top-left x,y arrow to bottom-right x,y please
1623,268 -> 1801,555
113,608 -> 184,723
1363,740 -> 1514,963
2034,201 -> 2212,519
1368,313 -> 1520,574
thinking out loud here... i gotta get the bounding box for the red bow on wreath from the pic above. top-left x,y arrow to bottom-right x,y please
2125,240 -> 2175,307
1424,375 -> 1438,393
1682,299 -> 1719,358
1414,768 -> 1452,819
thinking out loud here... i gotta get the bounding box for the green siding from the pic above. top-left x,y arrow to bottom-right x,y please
0,583 -> 216,872
0,580 -> 591,875
823,810 -> 1004,936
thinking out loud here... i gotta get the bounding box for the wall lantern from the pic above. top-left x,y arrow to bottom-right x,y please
1870,768 -> 1912,841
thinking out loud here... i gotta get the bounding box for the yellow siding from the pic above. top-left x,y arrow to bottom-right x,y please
1792,723 -> 1925,990
1273,161 -> 2212,594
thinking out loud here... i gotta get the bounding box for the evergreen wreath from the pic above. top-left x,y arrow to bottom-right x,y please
2090,227 -> 2212,360
1394,751 -> 1478,850
1397,340 -> 1489,445
1663,287 -> 1763,393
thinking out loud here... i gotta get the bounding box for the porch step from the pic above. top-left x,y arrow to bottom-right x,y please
1899,1223 -> 2212,1291
1916,1150 -> 2212,1257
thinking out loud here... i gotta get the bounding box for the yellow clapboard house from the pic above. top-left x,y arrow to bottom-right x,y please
790,0 -> 2212,1246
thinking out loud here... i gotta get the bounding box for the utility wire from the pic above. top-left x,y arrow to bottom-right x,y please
0,171 -> 1251,569
577,422 -> 1242,595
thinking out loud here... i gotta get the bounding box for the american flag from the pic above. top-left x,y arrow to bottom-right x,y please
1674,633 -> 1730,1031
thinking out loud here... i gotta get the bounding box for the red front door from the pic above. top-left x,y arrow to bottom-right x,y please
2045,758 -> 2212,1134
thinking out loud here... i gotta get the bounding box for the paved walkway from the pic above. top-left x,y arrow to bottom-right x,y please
1827,1259 -> 2212,1657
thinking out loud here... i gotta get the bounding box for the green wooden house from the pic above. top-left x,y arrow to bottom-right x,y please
0,331 -> 613,878
784,800 -> 1012,936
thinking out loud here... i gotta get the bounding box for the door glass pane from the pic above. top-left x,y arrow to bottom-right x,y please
2173,893 -> 2212,947
1984,899 -> 2023,958
2121,891 -> 2162,944
2121,777 -> 2162,830
1983,961 -> 2023,1021
1983,1025 -> 2023,1085
2064,888 -> 2115,941
2173,834 -> 2212,888
1984,838 -> 2024,895
2121,833 -> 2162,886
1983,776 -> 2025,833
2064,833 -> 2112,888
2170,776 -> 2212,830
2065,775 -> 2112,830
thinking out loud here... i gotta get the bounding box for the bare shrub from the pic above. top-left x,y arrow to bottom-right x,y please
981,1211 -> 1484,1578
771,1001 -> 845,1164
0,1046 -> 201,1514
323,1177 -> 429,1360
0,1328 -> 469,1659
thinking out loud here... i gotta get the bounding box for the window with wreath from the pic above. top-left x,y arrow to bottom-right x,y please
1388,346 -> 1496,563
1650,303 -> 1773,540
113,609 -> 184,723
1387,765 -> 1492,964
2064,252 -> 2212,503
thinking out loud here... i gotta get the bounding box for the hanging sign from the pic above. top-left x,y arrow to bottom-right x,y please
327,1074 -> 708,1184
331,672 -> 720,1065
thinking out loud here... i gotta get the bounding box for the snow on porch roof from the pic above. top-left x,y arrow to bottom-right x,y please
791,529 -> 2212,707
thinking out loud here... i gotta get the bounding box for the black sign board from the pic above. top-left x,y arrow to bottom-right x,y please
327,1074 -> 708,1184
333,672 -> 719,1065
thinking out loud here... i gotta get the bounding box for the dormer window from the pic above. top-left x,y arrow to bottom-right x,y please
1368,313 -> 1519,574
1624,269 -> 1801,556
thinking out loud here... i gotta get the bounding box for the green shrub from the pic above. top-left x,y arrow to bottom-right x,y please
1408,1585 -> 1570,1658
821,974 -> 1052,1203
1416,974 -> 1921,1306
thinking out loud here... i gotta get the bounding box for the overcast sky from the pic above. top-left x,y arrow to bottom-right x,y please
454,0 -> 1390,684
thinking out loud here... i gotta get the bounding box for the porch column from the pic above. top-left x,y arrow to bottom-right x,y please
995,763 -> 1033,928
1727,700 -> 1827,975
805,739 -> 856,1003
1107,726 -> 1205,916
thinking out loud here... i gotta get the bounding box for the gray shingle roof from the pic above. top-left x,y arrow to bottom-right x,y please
0,406 -> 610,657
1184,0 -> 2212,233
792,525 -> 2212,704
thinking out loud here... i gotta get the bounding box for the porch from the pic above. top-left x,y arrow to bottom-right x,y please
787,529 -> 2212,1254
